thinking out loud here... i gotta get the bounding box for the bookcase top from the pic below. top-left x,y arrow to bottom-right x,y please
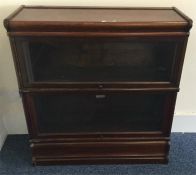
4,6 -> 192,33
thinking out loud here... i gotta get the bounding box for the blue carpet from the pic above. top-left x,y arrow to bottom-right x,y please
0,133 -> 196,175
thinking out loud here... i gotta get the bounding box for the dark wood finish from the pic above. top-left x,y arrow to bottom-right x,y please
4,6 -> 192,165
4,6 -> 192,33
13,35 -> 185,88
22,91 -> 177,137
31,140 -> 169,165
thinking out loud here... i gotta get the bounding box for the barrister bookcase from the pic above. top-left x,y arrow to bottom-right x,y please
4,6 -> 192,165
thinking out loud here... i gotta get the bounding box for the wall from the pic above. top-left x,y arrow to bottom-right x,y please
0,0 -> 196,135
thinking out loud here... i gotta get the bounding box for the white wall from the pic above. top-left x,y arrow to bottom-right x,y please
0,0 -> 196,134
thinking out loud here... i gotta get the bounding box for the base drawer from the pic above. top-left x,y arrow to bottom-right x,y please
31,140 -> 169,165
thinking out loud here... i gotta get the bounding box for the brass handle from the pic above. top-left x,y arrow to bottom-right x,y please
96,95 -> 106,99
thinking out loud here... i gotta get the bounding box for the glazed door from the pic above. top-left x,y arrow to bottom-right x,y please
15,36 -> 183,87
23,91 -> 176,137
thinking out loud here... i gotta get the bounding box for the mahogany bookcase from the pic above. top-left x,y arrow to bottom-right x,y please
4,6 -> 192,165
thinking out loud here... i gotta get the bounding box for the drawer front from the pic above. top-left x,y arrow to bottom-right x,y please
31,140 -> 169,165
14,36 -> 185,88
22,91 -> 176,137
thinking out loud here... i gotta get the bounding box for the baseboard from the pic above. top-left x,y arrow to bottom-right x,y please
172,114 -> 196,132
0,117 -> 8,151
0,130 -> 7,151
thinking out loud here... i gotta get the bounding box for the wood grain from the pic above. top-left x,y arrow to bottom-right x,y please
4,6 -> 192,165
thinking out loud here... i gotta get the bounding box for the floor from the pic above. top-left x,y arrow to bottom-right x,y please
0,133 -> 196,175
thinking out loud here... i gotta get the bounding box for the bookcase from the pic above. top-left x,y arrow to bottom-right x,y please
4,6 -> 192,165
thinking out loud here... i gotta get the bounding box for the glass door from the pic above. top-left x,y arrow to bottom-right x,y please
23,92 -> 175,135
15,36 -> 180,86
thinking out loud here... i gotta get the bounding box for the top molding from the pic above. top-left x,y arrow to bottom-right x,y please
4,5 -> 193,34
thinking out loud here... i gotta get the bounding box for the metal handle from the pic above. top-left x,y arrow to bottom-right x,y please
96,95 -> 106,99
